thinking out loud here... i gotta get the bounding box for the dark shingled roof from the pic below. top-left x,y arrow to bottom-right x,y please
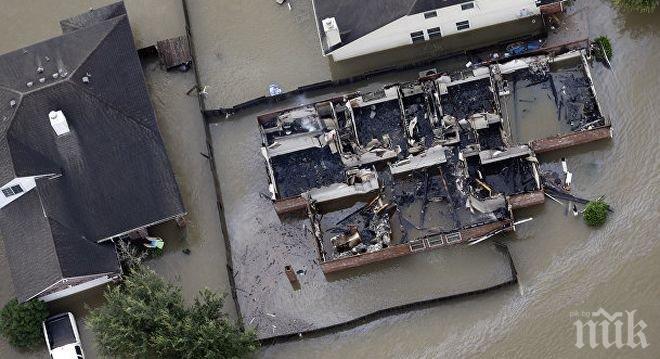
60,2 -> 128,33
312,0 -> 472,52
0,2 -> 185,301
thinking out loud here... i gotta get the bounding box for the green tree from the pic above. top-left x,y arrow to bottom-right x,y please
583,199 -> 609,227
0,298 -> 49,349
87,266 -> 258,358
613,0 -> 658,13
593,36 -> 613,61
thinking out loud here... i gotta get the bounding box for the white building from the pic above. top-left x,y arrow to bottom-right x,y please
312,0 -> 564,61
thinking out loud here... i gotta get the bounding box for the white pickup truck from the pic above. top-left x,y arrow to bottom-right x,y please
42,312 -> 85,359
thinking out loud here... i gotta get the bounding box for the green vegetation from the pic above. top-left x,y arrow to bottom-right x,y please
613,0 -> 659,12
583,199 -> 609,227
87,265 -> 258,359
0,298 -> 49,349
593,36 -> 613,61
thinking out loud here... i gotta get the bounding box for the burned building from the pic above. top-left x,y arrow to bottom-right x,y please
258,47 -> 609,273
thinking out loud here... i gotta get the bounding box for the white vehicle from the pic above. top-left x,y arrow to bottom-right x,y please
42,312 -> 85,359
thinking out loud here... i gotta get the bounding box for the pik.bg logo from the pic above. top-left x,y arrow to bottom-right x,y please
571,308 -> 649,349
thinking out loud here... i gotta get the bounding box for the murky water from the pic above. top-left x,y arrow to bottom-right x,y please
258,2 -> 660,358
0,0 -> 658,358
186,0 -> 543,109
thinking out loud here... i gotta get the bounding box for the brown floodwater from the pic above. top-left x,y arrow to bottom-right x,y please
256,2 -> 660,358
0,1 -> 658,358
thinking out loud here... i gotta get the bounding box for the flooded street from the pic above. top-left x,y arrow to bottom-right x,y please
0,0 -> 658,358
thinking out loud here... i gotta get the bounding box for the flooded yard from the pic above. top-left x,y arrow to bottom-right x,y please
0,0 -> 658,359
184,0 -> 543,110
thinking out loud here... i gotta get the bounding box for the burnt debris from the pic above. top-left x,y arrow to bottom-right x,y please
257,48 -> 609,270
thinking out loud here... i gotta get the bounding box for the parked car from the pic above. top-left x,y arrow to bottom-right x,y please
42,312 -> 85,359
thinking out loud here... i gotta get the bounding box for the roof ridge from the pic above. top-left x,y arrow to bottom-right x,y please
33,185 -> 65,276
0,84 -> 22,97
67,79 -> 158,137
46,215 -> 88,242
66,15 -> 160,138
69,15 -> 124,76
3,133 -> 60,173
407,0 -> 423,15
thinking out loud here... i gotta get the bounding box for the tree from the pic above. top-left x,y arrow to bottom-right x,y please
613,0 -> 659,13
0,298 -> 49,349
593,36 -> 613,61
583,199 -> 609,227
87,266 -> 258,358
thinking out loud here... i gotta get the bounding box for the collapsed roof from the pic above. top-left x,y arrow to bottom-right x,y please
258,48 -> 607,270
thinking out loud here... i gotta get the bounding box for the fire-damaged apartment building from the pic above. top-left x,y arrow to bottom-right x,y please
259,46 -> 610,274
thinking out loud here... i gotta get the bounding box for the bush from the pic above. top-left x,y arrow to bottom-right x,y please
0,298 -> 49,349
87,266 -> 258,358
593,36 -> 613,61
583,199 -> 609,226
613,0 -> 659,13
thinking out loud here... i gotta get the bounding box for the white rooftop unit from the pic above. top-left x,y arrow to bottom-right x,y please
322,17 -> 342,49
49,110 -> 70,136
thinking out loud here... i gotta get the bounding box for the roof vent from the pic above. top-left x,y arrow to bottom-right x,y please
321,17 -> 342,49
49,110 -> 70,136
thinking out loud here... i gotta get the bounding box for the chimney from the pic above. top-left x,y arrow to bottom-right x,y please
49,110 -> 70,136
322,17 -> 342,49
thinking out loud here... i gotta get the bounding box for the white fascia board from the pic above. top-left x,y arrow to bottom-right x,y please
39,274 -> 119,302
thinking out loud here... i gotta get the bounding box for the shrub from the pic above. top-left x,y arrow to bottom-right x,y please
87,266 -> 258,358
0,298 -> 49,349
583,199 -> 609,226
613,0 -> 659,13
593,36 -> 613,61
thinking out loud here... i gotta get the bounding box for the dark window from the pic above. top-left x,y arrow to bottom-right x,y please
461,2 -> 475,10
456,20 -> 470,31
424,10 -> 437,19
2,185 -> 22,197
410,31 -> 425,43
427,27 -> 442,39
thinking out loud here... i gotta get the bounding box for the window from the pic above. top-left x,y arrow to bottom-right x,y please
461,2 -> 475,10
1,185 -> 23,197
456,20 -> 470,31
427,27 -> 442,39
424,10 -> 437,19
410,31 -> 425,43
